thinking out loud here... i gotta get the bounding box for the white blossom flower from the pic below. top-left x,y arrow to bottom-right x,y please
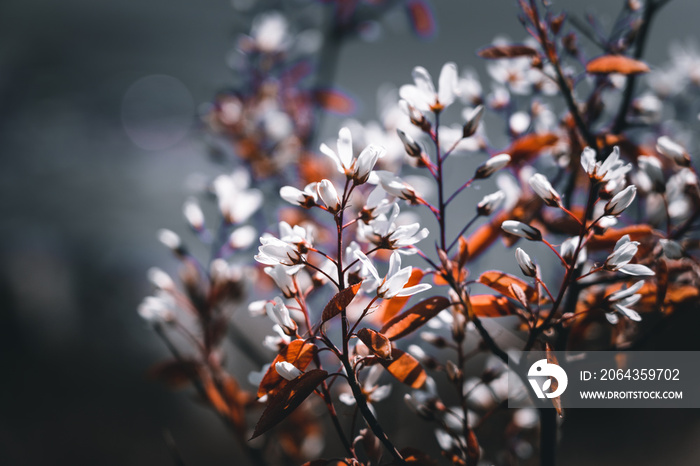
320,127 -> 385,181
605,280 -> 645,323
529,173 -> 561,207
275,361 -> 303,381
354,250 -> 431,299
280,182 -> 318,208
476,190 -> 506,216
339,365 -> 392,414
580,146 -> 632,183
474,153 -> 511,179
358,204 -> 428,251
212,170 -> 263,224
638,156 -> 666,193
249,11 -> 290,53
157,229 -> 182,252
501,220 -> 542,241
605,185 -> 637,216
660,239 -> 684,259
603,235 -> 654,276
183,198 -> 205,230
147,267 -> 176,291
228,225 -> 257,249
509,111 -> 531,135
255,222 -> 312,267
265,264 -> 298,298
399,62 -> 458,112
560,236 -> 587,267
657,136 -> 691,167
375,171 -> 420,202
138,295 -> 174,323
515,248 -> 537,277
266,296 -> 297,335
316,179 -> 341,211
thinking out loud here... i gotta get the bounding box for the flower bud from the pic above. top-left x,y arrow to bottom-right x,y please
354,144 -> 384,184
157,229 -> 186,256
397,129 -> 422,158
638,156 -> 666,193
515,248 -> 537,277
476,190 -> 505,216
275,361 -> 302,381
605,185 -> 636,215
446,360 -> 461,383
316,179 -> 341,211
280,184 -> 317,208
183,198 -> 205,230
657,136 -> 691,167
474,153 -> 511,179
266,296 -> 297,336
529,173 -> 561,207
660,239 -> 683,260
462,105 -> 484,138
501,220 -> 542,241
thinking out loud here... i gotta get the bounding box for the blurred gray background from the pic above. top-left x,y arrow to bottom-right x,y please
2,0 -> 700,464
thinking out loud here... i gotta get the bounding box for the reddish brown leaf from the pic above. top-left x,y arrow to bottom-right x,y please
470,294 -> 517,318
505,133 -> 559,163
251,369 -> 328,439
313,89 -> 355,115
322,282 -> 362,322
380,296 -> 451,341
477,271 -> 537,302
465,427 -> 480,466
586,225 -> 655,250
380,349 -> 427,389
399,447 -> 439,465
372,269 -> 425,324
586,55 -> 650,75
258,339 -> 317,398
149,360 -> 201,388
357,328 -> 393,360
406,0 -> 436,39
478,44 -> 539,59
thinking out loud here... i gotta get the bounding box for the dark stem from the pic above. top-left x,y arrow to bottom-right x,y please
538,407 -> 557,466
611,0 -> 665,133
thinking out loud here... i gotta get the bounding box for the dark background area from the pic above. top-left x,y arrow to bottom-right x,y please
2,0 -> 700,464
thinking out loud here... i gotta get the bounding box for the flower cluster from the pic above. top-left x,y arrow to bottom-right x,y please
139,1 -> 700,465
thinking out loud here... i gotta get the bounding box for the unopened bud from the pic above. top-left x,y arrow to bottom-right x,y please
657,136 -> 691,167
501,221 -> 542,241
397,129 -> 422,158
529,173 -> 561,207
475,153 -> 511,179
476,190 -> 505,216
462,105 -> 484,138
515,248 -> 537,277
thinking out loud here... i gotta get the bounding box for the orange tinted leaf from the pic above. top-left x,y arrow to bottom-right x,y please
258,340 -> 317,398
373,269 -> 425,324
380,349 -> 426,389
587,225 -> 655,250
478,271 -> 537,302
149,360 -> 201,388
406,0 -> 436,39
251,369 -> 328,439
322,282 -> 362,322
470,294 -> 517,317
465,428 -> 480,465
357,328 -> 393,360
586,55 -> 650,75
399,447 -> 439,465
380,296 -> 451,341
505,133 -> 559,163
478,44 -> 539,59
314,89 -> 355,115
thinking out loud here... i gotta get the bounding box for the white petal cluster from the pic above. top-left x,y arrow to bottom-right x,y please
400,62 -> 458,112
320,127 -> 385,183
603,235 -> 654,276
255,221 -> 313,267
605,280 -> 645,324
212,169 -> 263,224
358,204 -> 428,252
266,296 -> 297,336
580,146 -> 632,184
355,250 -> 431,299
